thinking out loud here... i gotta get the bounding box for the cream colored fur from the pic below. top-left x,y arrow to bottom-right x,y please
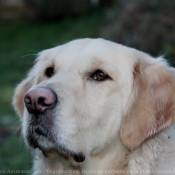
13,38 -> 175,174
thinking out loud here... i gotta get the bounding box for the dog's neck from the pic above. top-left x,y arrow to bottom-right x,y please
81,142 -> 129,175
33,127 -> 175,175
34,139 -> 130,175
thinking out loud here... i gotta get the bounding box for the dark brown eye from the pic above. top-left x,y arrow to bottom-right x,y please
92,70 -> 109,81
45,67 -> 54,78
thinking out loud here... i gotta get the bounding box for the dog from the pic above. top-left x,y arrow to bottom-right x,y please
13,38 -> 175,175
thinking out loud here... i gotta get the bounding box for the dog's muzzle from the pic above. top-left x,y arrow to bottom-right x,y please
24,86 -> 58,150
23,87 -> 86,163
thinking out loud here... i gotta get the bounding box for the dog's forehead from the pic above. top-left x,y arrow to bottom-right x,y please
37,38 -> 136,72
38,38 -> 92,62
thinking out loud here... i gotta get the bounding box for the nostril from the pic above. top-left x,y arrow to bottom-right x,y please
24,95 -> 32,104
24,94 -> 34,113
38,97 -> 45,106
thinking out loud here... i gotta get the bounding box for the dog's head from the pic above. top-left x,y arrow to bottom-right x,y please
13,38 -> 175,163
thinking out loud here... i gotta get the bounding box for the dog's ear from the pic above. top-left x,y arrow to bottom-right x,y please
13,75 -> 35,118
120,54 -> 175,150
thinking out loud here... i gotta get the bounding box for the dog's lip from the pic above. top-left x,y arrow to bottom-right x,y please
41,149 -> 59,159
37,145 -> 59,158
72,153 -> 85,162
38,146 -> 85,163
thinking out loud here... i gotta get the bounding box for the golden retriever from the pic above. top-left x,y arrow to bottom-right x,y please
13,38 -> 175,175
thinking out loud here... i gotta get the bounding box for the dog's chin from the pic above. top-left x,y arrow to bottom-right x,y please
26,132 -> 85,163
27,134 -> 69,154
32,136 -> 57,151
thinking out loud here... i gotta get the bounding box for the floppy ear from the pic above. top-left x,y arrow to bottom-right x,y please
13,76 -> 34,118
120,55 -> 175,150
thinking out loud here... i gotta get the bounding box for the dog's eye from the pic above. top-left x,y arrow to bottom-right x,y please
92,70 -> 109,81
45,67 -> 54,78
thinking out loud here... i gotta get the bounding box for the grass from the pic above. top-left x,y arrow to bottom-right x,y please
0,9 -> 104,174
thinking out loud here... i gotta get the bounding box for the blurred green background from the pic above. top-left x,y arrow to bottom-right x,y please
0,0 -> 175,174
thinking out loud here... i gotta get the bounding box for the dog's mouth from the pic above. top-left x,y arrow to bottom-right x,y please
41,149 -> 85,163
26,124 -> 85,163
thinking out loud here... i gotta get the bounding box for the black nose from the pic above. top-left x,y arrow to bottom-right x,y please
24,87 -> 57,114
